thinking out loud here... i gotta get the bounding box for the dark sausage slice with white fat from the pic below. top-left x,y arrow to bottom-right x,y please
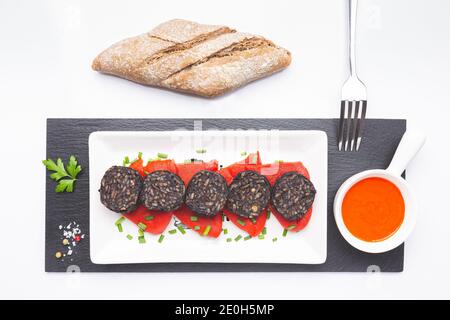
140,170 -> 185,212
185,170 -> 228,217
99,166 -> 142,214
271,171 -> 316,221
226,170 -> 271,219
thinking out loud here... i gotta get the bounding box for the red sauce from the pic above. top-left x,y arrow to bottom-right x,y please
342,177 -> 405,242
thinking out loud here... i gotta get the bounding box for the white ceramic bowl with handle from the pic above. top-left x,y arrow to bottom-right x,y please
334,129 -> 426,253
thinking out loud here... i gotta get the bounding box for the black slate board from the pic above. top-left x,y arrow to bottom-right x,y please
45,118 -> 406,272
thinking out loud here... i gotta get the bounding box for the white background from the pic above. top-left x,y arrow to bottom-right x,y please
0,0 -> 449,299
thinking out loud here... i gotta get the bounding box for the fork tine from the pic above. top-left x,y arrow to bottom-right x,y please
355,100 -> 367,151
338,101 -> 346,151
344,101 -> 353,151
349,101 -> 360,151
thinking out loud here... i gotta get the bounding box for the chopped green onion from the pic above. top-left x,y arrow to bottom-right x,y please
250,218 -> 257,224
138,222 -> 147,230
266,211 -> 271,219
272,237 -> 278,242
262,227 -> 267,235
126,234 -> 133,240
138,228 -> 144,237
190,216 -> 198,222
258,234 -> 265,240
117,224 -> 123,233
177,225 -> 186,234
237,219 -> 246,226
138,236 -> 146,244
115,217 -> 125,226
196,148 -> 207,154
194,226 -> 201,231
234,235 -> 242,242
287,225 -> 296,230
158,234 -> 165,243
240,151 -> 247,156
157,152 -> 168,159
226,238 -> 232,242
222,214 -> 225,221
203,225 -> 211,236
138,152 -> 143,159
223,228 -> 228,235
168,229 -> 177,235
282,229 -> 288,237
123,156 -> 130,166
244,235 -> 252,241
144,215 -> 154,221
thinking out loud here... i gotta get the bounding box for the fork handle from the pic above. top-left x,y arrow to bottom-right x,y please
349,0 -> 358,77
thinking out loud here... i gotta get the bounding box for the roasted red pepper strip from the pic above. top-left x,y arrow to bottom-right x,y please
223,209 -> 267,237
129,158 -> 145,177
174,205 -> 223,238
125,205 -> 173,235
258,161 -> 313,233
174,160 -> 222,237
219,152 -> 267,236
175,160 -> 219,183
125,159 -> 178,234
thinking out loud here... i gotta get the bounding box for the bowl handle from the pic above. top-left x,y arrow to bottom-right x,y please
386,129 -> 426,176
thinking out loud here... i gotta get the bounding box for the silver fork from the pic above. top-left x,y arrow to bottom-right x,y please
338,0 -> 367,151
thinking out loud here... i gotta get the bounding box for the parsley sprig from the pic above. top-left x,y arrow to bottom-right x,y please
43,156 -> 82,192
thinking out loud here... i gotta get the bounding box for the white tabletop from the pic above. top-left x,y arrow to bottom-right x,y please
0,0 -> 449,299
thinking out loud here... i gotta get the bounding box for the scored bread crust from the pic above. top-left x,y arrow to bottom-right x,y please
92,19 -> 291,97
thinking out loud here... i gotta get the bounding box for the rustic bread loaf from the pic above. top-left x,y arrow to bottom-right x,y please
92,19 -> 291,97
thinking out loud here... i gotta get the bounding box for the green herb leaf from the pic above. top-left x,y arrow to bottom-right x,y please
126,234 -> 133,240
55,179 -> 75,193
43,156 -> 82,193
244,235 -> 252,241
234,235 -> 242,242
177,225 -> 186,234
158,234 -> 165,243
157,152 -> 168,159
66,156 -> 82,179
168,229 -> 177,235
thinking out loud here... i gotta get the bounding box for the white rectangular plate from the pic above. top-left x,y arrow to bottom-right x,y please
89,130 -> 328,264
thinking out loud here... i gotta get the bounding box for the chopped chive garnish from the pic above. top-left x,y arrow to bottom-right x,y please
287,225 -> 296,230
194,226 -> 201,231
244,235 -> 252,241
234,235 -> 242,242
123,156 -> 130,166
158,234 -> 165,243
196,148 -> 207,154
126,234 -> 133,240
223,228 -> 228,235
138,228 -> 144,237
138,152 -> 143,159
226,238 -> 232,242
168,229 -> 177,235
138,222 -> 147,230
266,211 -> 271,219
203,225 -> 211,236
240,151 -> 247,156
144,215 -> 154,221
177,225 -> 186,234
258,234 -> 265,240
262,227 -> 267,235
138,236 -> 146,244
117,224 -> 123,232
237,219 -> 246,226
272,237 -> 278,242
190,216 -> 199,222
282,229 -> 288,237
157,152 -> 168,159
115,217 -> 125,226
